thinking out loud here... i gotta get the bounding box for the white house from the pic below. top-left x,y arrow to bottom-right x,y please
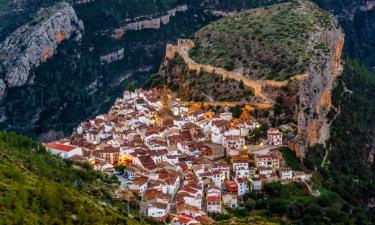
144,202 -> 170,219
124,166 -> 137,180
219,111 -> 232,121
223,193 -> 238,209
174,118 -> 188,128
232,159 -> 249,178
267,128 -> 283,145
166,155 -> 179,164
250,178 -> 262,192
206,186 -> 221,213
258,167 -> 273,175
158,169 -> 180,195
172,104 -> 189,116
279,167 -> 293,180
223,135 -> 245,156
85,130 -> 101,144
235,178 -> 249,196
211,170 -> 222,188
210,119 -> 228,144
128,176 -> 148,194
177,143 -> 191,155
44,143 -> 83,159
215,162 -> 231,181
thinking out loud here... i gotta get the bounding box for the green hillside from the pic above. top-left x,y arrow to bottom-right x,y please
0,132 -> 150,225
190,0 -> 338,81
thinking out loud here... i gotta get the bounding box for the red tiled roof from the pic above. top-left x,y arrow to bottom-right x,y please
45,143 -> 77,152
268,128 -> 281,134
206,196 -> 220,202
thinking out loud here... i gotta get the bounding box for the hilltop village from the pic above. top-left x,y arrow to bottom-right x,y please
44,87 -> 311,224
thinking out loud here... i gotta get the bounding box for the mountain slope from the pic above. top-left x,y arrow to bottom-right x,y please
1,0 -> 374,144
189,0 -> 339,81
0,0 -> 289,140
162,0 -> 344,157
0,132 -> 149,225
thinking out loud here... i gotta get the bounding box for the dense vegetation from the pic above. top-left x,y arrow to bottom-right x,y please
279,147 -> 300,170
0,132 -> 151,225
213,216 -> 277,225
190,0 -> 337,81
315,0 -> 375,70
241,182 -> 373,224
304,59 -> 375,222
211,179 -> 372,224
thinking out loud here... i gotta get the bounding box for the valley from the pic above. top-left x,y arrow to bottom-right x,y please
0,0 -> 374,224
0,0 -> 286,140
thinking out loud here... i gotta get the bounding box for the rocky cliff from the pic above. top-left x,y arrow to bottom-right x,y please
100,48 -> 125,64
295,28 -> 344,157
0,2 -> 83,101
111,5 -> 188,39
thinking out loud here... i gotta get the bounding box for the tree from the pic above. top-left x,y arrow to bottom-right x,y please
239,80 -> 244,89
244,198 -> 256,210
114,164 -> 126,172
247,122 -> 269,143
126,82 -> 136,92
230,104 -> 242,118
224,61 -> 235,71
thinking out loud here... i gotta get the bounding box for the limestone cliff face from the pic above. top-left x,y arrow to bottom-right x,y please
100,48 -> 125,64
295,28 -> 344,157
112,5 -> 188,39
0,2 -> 83,100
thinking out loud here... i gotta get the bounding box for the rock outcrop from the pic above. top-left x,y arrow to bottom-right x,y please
112,5 -> 188,39
296,28 -> 344,157
100,48 -> 125,64
0,2 -> 83,100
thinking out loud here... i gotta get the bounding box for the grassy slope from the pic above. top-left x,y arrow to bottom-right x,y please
190,0 -> 336,81
0,132 -> 150,225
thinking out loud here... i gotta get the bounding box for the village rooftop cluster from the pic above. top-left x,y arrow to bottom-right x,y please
44,88 -> 310,224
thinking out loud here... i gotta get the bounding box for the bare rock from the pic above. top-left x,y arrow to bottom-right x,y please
295,26 -> 345,157
112,5 -> 188,39
0,2 -> 83,100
